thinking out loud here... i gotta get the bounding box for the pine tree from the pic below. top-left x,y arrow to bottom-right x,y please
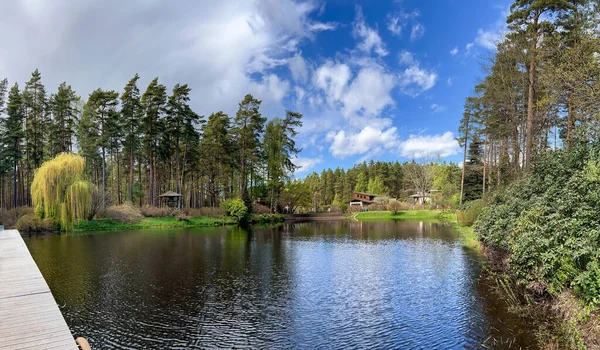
200,112 -> 232,206
121,74 -> 142,203
49,82 -> 79,155
141,78 -> 167,206
232,94 -> 265,209
86,89 -> 120,208
507,0 -> 581,166
165,83 -> 201,207
3,83 -> 25,208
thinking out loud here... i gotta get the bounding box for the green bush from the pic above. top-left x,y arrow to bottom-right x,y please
474,143 -> 600,304
249,214 -> 285,224
456,199 -> 485,227
15,214 -> 42,232
220,198 -> 248,223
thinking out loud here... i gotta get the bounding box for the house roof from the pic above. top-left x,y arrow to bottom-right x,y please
353,192 -> 380,197
158,191 -> 182,197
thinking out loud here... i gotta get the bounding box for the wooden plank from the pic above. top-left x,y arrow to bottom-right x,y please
0,230 -> 78,350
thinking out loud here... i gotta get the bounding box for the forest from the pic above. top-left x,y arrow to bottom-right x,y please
0,72 -> 303,213
454,1 -> 600,345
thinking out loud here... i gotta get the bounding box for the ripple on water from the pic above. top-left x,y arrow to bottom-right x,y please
24,221 -> 538,349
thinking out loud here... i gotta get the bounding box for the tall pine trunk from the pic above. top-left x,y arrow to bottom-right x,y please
525,11 -> 539,167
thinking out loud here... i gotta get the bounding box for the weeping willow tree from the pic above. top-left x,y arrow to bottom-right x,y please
31,153 -> 95,230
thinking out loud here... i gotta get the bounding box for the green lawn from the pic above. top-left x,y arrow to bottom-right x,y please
74,216 -> 237,231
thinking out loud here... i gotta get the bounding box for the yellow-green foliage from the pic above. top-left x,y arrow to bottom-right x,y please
31,153 -> 95,230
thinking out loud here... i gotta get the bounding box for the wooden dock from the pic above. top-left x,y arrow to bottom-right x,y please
0,229 -> 78,350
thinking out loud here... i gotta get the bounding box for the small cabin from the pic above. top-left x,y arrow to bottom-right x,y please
349,192 -> 379,209
409,190 -> 439,205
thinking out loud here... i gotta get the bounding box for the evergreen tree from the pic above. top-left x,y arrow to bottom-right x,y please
232,94 -> 265,209
22,70 -> 47,205
200,112 -> 232,206
141,78 -> 167,206
165,83 -> 201,207
121,74 -> 142,203
3,83 -> 25,208
86,89 -> 120,208
49,82 -> 79,155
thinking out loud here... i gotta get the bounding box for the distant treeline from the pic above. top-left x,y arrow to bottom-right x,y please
0,71 -> 302,211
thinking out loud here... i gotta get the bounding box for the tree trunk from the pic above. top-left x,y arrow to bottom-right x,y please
566,92 -> 574,152
102,147 -> 107,209
482,133 -> 487,196
525,11 -> 540,167
459,114 -> 469,206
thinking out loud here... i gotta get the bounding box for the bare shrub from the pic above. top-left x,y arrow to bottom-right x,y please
252,204 -> 271,214
176,212 -> 190,222
140,206 -> 171,217
106,203 -> 143,223
184,207 -> 223,217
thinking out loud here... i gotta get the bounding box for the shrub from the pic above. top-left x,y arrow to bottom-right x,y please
140,206 -> 171,217
456,199 -> 485,227
105,203 -> 143,223
175,212 -> 190,222
474,143 -> 600,303
253,204 -> 271,214
184,207 -> 224,217
339,203 -> 348,213
220,198 -> 248,223
249,214 -> 285,224
15,214 -> 42,232
386,200 -> 403,214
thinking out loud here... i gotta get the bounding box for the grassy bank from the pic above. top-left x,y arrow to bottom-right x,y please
74,216 -> 237,231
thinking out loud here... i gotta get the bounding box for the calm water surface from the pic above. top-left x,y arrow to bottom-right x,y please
24,221 -> 537,349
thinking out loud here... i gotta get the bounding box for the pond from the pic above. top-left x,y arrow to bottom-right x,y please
24,220 -> 537,349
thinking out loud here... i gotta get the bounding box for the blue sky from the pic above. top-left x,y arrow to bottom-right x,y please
0,0 -> 509,176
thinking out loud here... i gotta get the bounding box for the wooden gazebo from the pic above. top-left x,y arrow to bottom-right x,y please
158,191 -> 182,208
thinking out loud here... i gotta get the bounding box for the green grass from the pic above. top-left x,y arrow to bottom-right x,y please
354,210 -> 482,251
74,216 -> 237,231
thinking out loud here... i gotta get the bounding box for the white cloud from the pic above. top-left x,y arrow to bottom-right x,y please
430,104 -> 446,113
341,66 -> 396,126
311,61 -> 396,129
313,61 -> 352,104
327,126 -> 399,159
399,132 -> 460,158
446,78 -> 453,87
309,21 -> 338,32
387,15 -> 402,36
399,64 -> 437,97
410,23 -> 425,41
288,52 -> 308,83
398,50 -> 415,66
293,156 -> 323,174
465,42 -> 474,55
254,74 -> 290,102
0,0 -> 333,122
294,86 -> 305,102
475,28 -> 499,50
450,47 -> 458,56
386,9 -> 420,37
353,6 -> 388,57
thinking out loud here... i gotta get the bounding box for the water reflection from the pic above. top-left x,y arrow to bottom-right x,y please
24,221 -> 537,349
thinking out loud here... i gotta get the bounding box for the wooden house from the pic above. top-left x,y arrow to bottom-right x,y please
349,192 -> 379,209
